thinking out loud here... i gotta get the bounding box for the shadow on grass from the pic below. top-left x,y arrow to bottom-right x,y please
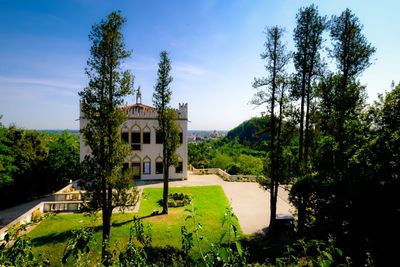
240,226 -> 297,264
31,211 -> 166,247
30,225 -> 103,247
111,212 -> 164,228
31,230 -> 74,247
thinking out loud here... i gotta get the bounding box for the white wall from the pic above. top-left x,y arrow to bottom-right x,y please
80,102 -> 188,180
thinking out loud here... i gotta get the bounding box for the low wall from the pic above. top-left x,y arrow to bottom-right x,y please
0,183 -> 84,241
191,167 -> 261,182
0,202 -> 43,240
43,201 -> 83,212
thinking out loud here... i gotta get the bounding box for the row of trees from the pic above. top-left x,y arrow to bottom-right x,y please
0,122 -> 79,210
79,11 -> 181,264
254,5 -> 398,265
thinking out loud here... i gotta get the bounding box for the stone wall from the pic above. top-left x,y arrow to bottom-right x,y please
191,166 -> 261,182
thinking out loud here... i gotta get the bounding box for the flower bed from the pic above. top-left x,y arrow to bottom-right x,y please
167,193 -> 191,207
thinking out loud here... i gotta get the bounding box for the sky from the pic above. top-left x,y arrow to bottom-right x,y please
0,0 -> 399,130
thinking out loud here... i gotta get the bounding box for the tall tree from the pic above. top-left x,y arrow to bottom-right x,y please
290,8 -> 376,247
252,26 -> 290,228
292,4 -> 326,169
329,8 -> 375,177
79,11 -> 137,264
153,51 -> 180,215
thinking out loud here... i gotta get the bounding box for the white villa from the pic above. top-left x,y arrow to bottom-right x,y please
80,88 -> 188,180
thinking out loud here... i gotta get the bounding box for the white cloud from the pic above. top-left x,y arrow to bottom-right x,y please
173,62 -> 206,81
0,76 -> 83,91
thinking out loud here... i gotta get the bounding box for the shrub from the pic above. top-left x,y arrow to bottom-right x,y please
31,209 -> 43,222
167,193 -> 191,207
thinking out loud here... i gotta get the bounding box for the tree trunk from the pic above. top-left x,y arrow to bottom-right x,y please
268,34 -> 278,228
270,181 -> 277,228
304,83 -> 311,167
101,182 -> 112,264
102,50 -> 114,265
299,79 -> 306,171
162,142 -> 169,214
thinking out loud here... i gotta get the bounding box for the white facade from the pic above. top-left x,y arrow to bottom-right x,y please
80,96 -> 188,180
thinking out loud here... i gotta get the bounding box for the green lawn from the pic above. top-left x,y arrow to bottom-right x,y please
27,185 -> 242,266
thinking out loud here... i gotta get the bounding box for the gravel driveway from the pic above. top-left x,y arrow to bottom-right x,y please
137,174 -> 293,235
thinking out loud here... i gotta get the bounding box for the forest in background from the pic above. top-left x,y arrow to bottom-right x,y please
189,117 -> 269,176
0,120 -> 79,211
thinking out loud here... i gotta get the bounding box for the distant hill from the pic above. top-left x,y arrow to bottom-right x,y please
38,129 -> 80,135
225,117 -> 269,150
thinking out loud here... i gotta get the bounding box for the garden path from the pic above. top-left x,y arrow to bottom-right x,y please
136,174 -> 293,235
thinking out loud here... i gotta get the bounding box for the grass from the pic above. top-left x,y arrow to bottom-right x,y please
27,185 -> 242,266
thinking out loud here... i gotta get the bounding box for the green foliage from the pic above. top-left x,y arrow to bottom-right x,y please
225,116 -> 269,150
189,137 -> 266,176
152,50 -> 180,214
329,8 -> 376,80
276,237 -> 351,266
0,125 -> 79,209
292,4 -> 326,169
182,205 -> 247,266
153,50 -> 173,113
62,227 -> 94,264
235,154 -> 263,176
117,217 -> 151,266
0,224 -> 49,266
0,116 -> 16,187
78,11 -> 137,263
164,108 -> 181,167
46,131 -> 80,188
26,186 -> 242,265
253,25 -> 291,228
168,193 -> 192,207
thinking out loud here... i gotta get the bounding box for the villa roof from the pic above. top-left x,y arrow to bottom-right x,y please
120,103 -> 156,111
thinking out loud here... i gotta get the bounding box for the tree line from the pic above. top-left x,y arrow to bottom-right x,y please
78,11 -> 181,264
253,4 -> 399,265
0,121 -> 79,210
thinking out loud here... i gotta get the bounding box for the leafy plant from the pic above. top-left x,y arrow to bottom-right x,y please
0,224 -> 49,266
62,227 -> 94,264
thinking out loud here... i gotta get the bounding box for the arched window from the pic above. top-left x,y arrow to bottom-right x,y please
143,126 -> 151,144
130,155 -> 141,180
155,156 -> 163,174
175,156 -> 183,174
178,125 -> 183,144
131,125 -> 141,150
156,129 -> 163,144
142,156 -> 151,175
121,126 -> 129,144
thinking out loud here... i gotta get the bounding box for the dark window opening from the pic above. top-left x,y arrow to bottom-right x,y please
156,162 -> 163,174
143,132 -> 150,144
143,161 -> 151,174
121,132 -> 129,143
176,161 -> 183,173
179,132 -> 183,144
131,132 -> 141,150
131,144 -> 141,150
131,132 -> 141,143
131,162 -> 141,179
156,131 -> 163,144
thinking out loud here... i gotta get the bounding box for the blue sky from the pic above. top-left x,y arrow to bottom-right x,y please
0,0 -> 398,130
